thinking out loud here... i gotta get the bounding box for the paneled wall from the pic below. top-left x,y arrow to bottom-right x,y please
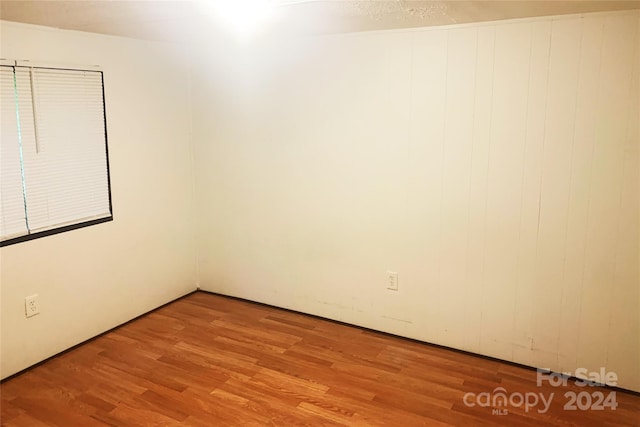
193,10 -> 639,391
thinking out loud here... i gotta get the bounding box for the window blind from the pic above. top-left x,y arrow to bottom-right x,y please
0,64 -> 112,245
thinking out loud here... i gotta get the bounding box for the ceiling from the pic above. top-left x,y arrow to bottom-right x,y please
1,0 -> 639,42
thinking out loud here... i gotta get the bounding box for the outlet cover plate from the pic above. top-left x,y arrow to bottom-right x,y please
386,271 -> 398,291
25,294 -> 40,317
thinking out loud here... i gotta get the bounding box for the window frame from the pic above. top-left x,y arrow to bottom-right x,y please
0,61 -> 113,247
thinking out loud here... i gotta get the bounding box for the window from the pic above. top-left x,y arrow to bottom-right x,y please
0,62 -> 112,246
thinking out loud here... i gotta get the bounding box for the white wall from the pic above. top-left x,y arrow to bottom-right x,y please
192,10 -> 640,391
1,10 -> 638,392
0,21 -> 197,378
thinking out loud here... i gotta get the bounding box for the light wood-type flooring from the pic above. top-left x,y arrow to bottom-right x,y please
1,292 -> 639,426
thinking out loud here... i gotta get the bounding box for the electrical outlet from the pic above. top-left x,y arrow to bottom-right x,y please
386,271 -> 398,291
25,294 -> 39,318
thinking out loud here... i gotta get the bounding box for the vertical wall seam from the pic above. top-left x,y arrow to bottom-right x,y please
512,22 -> 535,362
575,17 -> 606,371
478,25 -> 497,351
463,26 -> 480,351
186,59 -> 200,290
435,30 -> 450,319
557,17 -> 586,370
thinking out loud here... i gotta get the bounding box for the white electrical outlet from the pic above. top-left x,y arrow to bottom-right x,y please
386,271 -> 398,291
25,294 -> 40,318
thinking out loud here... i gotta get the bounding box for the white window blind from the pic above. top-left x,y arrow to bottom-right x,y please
0,64 -> 112,245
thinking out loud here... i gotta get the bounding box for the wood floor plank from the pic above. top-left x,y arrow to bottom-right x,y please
2,292 -> 639,426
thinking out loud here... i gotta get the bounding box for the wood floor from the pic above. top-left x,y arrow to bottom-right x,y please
1,292 -> 638,426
